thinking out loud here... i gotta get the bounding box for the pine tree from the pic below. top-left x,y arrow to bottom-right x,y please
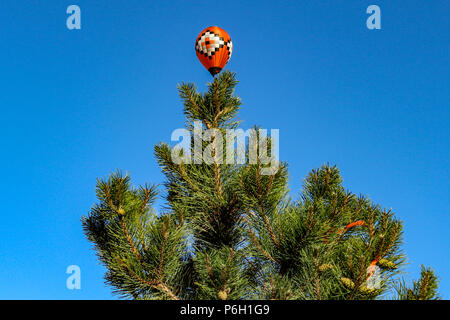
82,71 -> 440,300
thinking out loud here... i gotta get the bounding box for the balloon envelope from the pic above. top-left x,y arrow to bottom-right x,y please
195,26 -> 233,76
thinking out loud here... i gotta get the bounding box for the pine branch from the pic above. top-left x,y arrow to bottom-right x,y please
83,72 -> 439,301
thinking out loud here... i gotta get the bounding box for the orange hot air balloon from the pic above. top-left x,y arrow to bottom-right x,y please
195,26 -> 233,76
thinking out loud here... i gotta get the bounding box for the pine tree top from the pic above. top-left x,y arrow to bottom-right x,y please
82,71 -> 440,300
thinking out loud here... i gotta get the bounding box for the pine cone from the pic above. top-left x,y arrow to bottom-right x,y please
341,277 -> 355,289
359,285 -> 379,296
319,264 -> 333,272
378,259 -> 397,270
218,290 -> 228,300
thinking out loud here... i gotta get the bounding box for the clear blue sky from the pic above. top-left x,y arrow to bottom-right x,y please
0,1 -> 448,299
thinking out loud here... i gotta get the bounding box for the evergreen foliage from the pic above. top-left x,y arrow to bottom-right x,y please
394,266 -> 440,300
82,71 -> 440,300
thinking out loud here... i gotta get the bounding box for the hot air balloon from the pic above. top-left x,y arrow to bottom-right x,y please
195,26 -> 233,76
